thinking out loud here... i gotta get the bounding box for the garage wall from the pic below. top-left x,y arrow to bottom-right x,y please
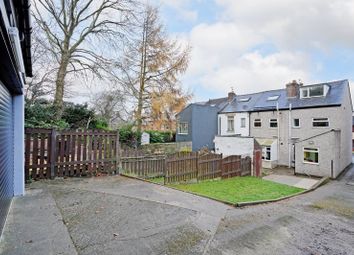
0,81 -> 14,234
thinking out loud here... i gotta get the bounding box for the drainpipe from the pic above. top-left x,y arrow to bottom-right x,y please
277,102 -> 280,165
288,103 -> 292,168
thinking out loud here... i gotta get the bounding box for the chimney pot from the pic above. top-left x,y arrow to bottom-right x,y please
228,90 -> 236,102
286,80 -> 301,98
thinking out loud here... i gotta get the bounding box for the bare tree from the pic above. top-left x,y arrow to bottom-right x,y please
118,4 -> 190,134
25,25 -> 57,104
32,0 -> 135,118
91,89 -> 128,128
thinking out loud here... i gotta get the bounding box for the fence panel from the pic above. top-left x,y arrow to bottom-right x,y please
121,155 -> 166,178
221,156 -> 251,179
165,152 -> 198,183
197,153 -> 222,180
25,128 -> 119,180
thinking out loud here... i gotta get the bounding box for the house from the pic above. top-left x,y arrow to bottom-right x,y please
0,0 -> 32,235
176,96 -> 230,151
216,80 -> 352,178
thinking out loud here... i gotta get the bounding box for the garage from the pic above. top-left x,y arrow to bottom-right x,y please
0,0 -> 32,235
0,81 -> 13,234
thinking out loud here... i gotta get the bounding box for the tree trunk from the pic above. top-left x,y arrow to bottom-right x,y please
53,53 -> 70,119
136,16 -> 148,135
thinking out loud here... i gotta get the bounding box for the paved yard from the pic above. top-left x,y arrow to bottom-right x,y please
263,174 -> 319,189
1,165 -> 354,255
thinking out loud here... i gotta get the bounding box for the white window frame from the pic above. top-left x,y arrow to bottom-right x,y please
312,118 -> 329,128
227,115 -> 235,132
293,118 -> 300,128
262,146 -> 271,161
300,85 -> 327,99
269,118 -> 278,128
254,118 -> 262,128
303,147 -> 319,164
177,122 -> 189,135
240,117 -> 246,128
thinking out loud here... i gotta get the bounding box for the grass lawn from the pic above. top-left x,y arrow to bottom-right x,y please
147,176 -> 165,185
168,176 -> 304,204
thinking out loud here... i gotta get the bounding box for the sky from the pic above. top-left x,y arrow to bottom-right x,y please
156,0 -> 354,103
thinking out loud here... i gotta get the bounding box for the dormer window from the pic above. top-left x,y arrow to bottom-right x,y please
300,85 -> 328,98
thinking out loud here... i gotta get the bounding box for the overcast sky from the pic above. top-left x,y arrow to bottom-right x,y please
157,0 -> 354,102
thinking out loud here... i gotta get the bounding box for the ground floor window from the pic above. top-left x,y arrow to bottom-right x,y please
303,147 -> 319,164
262,146 -> 271,161
177,122 -> 188,134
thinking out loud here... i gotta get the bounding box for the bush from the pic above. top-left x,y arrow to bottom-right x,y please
118,124 -> 141,147
145,130 -> 175,143
25,99 -> 109,130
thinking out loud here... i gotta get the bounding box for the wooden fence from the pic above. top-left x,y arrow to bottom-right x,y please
165,152 -> 252,183
121,155 -> 165,178
25,128 -> 119,180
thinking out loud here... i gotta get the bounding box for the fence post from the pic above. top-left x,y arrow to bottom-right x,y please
50,129 -> 57,179
116,130 -> 122,174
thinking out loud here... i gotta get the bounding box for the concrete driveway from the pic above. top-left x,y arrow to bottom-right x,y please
1,165 -> 354,255
262,174 -> 320,189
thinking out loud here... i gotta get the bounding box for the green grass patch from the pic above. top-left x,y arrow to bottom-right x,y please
147,176 -> 165,185
168,176 -> 304,204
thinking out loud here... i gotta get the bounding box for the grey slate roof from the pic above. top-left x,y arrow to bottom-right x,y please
220,79 -> 349,113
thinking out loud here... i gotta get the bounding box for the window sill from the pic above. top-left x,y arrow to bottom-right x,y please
178,133 -> 188,135
303,161 -> 319,165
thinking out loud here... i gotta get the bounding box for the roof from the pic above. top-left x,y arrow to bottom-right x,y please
177,96 -> 229,116
220,80 -> 349,113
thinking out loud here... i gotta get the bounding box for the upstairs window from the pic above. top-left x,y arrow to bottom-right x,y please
254,118 -> 262,128
177,122 -> 188,134
241,118 -> 246,128
301,85 -> 328,98
293,118 -> 300,128
312,118 -> 329,127
227,116 -> 235,132
269,119 -> 278,128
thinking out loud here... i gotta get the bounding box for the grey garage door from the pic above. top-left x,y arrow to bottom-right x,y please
0,81 -> 13,234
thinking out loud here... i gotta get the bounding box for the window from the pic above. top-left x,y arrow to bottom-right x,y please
312,118 -> 329,127
300,85 -> 327,98
241,118 -> 246,128
262,146 -> 271,161
269,119 -> 278,128
254,118 -> 262,127
267,95 -> 280,101
238,97 -> 251,102
303,148 -> 319,164
227,116 -> 234,132
177,122 -> 188,134
293,118 -> 300,128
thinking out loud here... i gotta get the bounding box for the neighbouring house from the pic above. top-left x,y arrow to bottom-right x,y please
0,0 -> 32,236
176,96 -> 229,151
216,80 -> 352,178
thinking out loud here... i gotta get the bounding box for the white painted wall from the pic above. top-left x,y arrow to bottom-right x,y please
214,136 -> 254,158
218,112 -> 249,136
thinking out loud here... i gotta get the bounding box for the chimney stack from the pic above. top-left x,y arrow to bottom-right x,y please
286,80 -> 302,98
228,88 -> 236,102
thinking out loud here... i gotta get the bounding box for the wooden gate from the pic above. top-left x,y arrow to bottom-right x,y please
198,153 -> 222,180
25,128 -> 119,180
221,156 -> 251,179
